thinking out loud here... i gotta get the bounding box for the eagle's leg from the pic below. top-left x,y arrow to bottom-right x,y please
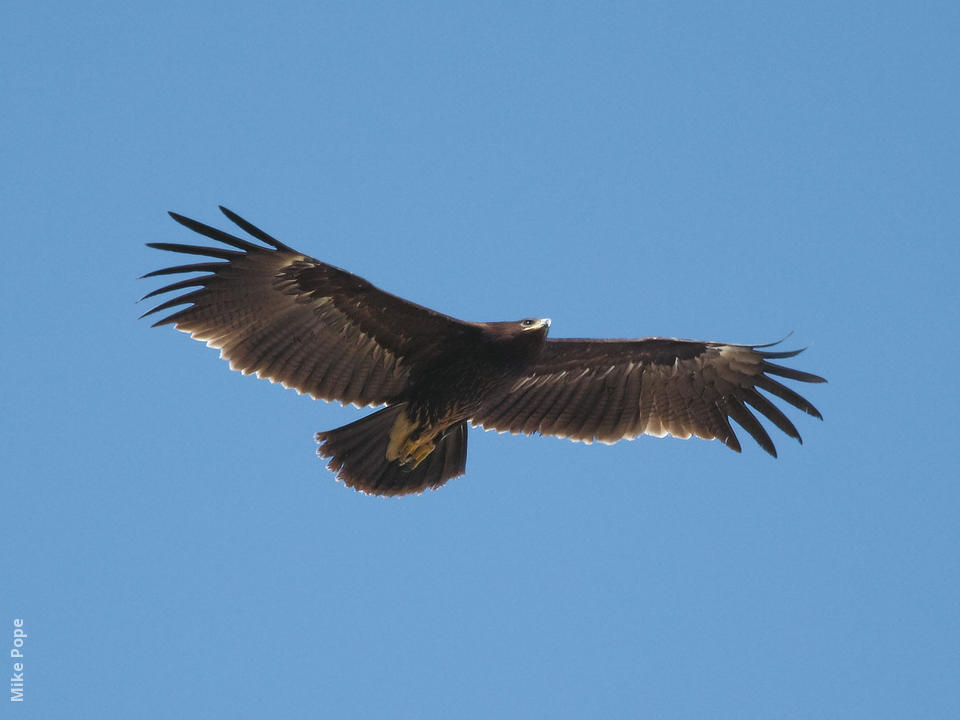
385,412 -> 438,468
404,439 -> 437,468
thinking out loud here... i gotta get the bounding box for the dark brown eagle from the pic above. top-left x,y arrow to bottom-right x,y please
142,207 -> 825,496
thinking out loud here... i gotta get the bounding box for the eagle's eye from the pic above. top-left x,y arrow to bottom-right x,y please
521,319 -> 535,327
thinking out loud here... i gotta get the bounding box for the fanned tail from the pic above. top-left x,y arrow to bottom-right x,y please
315,405 -> 468,496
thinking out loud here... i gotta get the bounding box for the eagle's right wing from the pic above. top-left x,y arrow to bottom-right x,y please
473,337 -> 825,456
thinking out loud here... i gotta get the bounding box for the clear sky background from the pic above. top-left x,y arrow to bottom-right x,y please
3,2 -> 958,718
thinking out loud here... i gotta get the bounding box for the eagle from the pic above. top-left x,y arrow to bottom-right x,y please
141,207 -> 825,496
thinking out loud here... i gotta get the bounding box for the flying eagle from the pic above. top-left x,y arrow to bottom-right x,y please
141,207 -> 825,496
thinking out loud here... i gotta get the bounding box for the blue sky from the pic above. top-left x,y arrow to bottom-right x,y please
3,2 -> 959,718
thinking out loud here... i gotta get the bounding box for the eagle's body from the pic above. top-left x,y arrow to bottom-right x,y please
142,207 -> 825,496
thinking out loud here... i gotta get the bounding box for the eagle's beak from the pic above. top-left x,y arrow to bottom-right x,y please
541,318 -> 552,329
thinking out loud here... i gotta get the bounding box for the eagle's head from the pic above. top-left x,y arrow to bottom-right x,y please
519,317 -> 551,333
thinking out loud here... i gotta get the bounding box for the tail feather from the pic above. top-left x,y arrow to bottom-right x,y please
315,405 -> 468,496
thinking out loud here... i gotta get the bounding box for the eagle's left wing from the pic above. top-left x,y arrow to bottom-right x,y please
472,337 -> 825,456
140,207 -> 477,408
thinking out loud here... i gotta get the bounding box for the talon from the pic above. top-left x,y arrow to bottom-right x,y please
407,441 -> 436,468
387,412 -> 440,468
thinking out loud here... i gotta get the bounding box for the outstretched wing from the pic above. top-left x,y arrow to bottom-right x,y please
473,337 -> 825,456
141,207 -> 473,407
